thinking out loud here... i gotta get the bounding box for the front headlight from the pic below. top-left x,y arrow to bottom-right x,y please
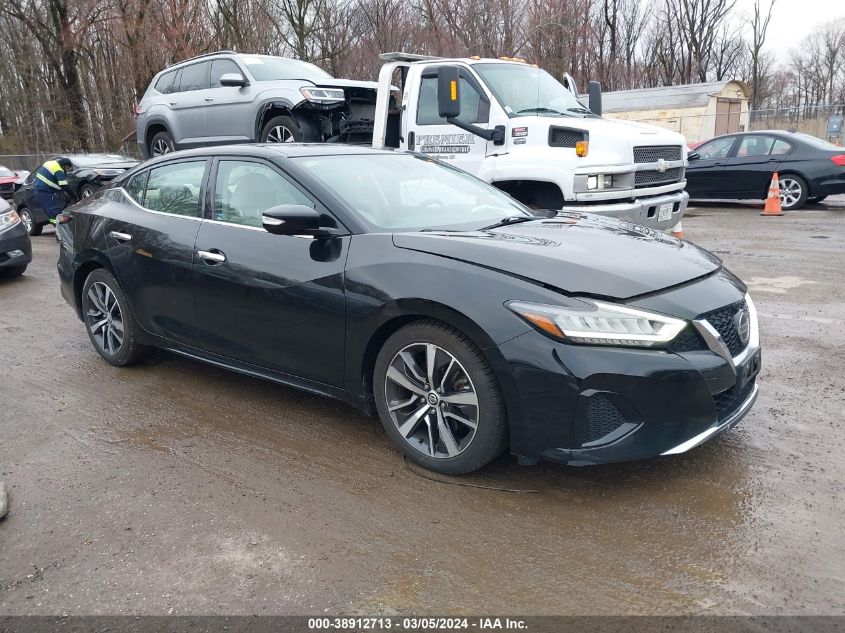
507,299 -> 687,347
0,209 -> 21,233
93,168 -> 125,177
300,87 -> 346,103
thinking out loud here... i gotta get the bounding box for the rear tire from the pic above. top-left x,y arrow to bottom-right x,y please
81,269 -> 152,366
19,208 -> 42,236
149,130 -> 175,157
373,320 -> 507,475
260,115 -> 303,143
778,174 -> 808,210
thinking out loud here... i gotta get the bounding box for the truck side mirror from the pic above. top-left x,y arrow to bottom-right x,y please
588,81 -> 602,116
437,66 -> 462,119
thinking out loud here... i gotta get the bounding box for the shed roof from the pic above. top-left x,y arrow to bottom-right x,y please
591,80 -> 750,113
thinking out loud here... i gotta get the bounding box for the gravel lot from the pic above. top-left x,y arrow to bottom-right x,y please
1,201 -> 843,615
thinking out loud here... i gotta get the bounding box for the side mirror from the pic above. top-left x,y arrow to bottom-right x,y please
219,73 -> 248,88
437,65 -> 461,119
688,152 -> 700,161
588,81 -> 602,116
262,204 -> 337,237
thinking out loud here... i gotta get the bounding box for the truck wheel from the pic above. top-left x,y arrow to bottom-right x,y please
19,208 -> 42,236
150,131 -> 175,156
261,115 -> 303,143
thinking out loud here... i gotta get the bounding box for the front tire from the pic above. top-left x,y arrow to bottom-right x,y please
260,115 -> 303,143
373,321 -> 507,475
778,174 -> 809,210
79,183 -> 97,199
81,269 -> 151,366
19,208 -> 42,236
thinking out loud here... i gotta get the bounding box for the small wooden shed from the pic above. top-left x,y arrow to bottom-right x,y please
596,80 -> 751,143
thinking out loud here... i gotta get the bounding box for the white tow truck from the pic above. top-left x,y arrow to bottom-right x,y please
365,53 -> 688,231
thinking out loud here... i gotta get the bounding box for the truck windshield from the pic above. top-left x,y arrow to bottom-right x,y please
293,153 -> 531,231
473,63 -> 595,118
239,56 -> 332,82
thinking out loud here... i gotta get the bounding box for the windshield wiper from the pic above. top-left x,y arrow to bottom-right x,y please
516,107 -> 565,115
566,106 -> 596,116
479,216 -> 537,231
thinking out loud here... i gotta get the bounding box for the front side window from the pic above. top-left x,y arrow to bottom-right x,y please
213,160 -> 311,227
178,62 -> 210,92
238,56 -> 331,81
416,75 -> 483,125
143,161 -> 206,216
294,153 -> 528,231
210,59 -> 243,88
696,137 -> 736,160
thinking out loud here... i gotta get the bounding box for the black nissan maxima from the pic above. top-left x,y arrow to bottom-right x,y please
58,145 -> 761,474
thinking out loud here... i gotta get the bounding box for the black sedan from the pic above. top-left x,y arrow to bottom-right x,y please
0,196 -> 32,278
686,130 -> 845,210
58,145 -> 761,474
13,153 -> 138,236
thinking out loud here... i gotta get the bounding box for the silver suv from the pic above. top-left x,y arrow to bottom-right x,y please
136,51 -> 380,158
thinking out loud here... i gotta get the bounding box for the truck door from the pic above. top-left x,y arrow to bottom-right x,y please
405,67 -> 493,174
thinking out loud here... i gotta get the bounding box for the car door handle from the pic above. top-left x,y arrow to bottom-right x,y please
168,102 -> 177,107
109,230 -> 132,242
197,249 -> 226,264
204,97 -> 214,102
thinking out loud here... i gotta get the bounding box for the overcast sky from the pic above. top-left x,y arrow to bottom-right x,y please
733,0 -> 845,62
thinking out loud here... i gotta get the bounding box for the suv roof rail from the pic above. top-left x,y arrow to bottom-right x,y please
167,50 -> 238,67
379,52 -> 442,62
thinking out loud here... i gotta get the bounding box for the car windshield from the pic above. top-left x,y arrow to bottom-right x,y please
0,167 -> 14,177
239,56 -> 332,81
473,63 -> 595,117
293,153 -> 531,231
793,133 -> 842,151
70,154 -> 132,166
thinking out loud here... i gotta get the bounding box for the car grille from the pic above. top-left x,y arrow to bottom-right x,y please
668,326 -> 706,353
634,167 -> 682,188
583,394 -> 628,444
701,300 -> 748,357
548,127 -> 585,148
633,145 -> 682,163
713,378 -> 756,420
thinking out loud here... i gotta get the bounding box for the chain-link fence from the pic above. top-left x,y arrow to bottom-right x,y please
0,153 -> 49,172
748,104 -> 845,142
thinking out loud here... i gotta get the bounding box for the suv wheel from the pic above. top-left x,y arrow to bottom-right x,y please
19,208 -> 42,236
373,321 -> 508,475
261,115 -> 302,143
150,131 -> 175,157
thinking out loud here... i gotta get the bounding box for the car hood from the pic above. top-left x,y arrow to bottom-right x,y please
77,161 -> 138,171
0,176 -> 19,184
392,213 -> 722,300
307,78 -> 380,90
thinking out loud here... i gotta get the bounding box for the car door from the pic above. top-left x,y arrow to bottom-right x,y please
405,68 -> 493,175
191,157 -> 349,386
104,159 -> 208,345
168,61 -> 211,145
203,58 -> 255,143
722,134 -> 786,198
685,136 -> 738,198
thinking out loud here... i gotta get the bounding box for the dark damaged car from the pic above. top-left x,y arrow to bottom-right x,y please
0,196 -> 32,278
135,52 -> 380,158
58,145 -> 761,475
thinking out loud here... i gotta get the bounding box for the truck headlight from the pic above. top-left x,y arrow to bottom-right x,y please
507,299 -> 687,347
300,87 -> 346,103
0,209 -> 21,233
587,174 -> 613,190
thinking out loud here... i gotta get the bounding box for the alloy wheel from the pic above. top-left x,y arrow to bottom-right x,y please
266,125 -> 295,143
384,343 -> 479,459
779,177 -> 802,209
20,209 -> 33,233
152,139 -> 172,156
81,187 -> 94,198
85,281 -> 124,355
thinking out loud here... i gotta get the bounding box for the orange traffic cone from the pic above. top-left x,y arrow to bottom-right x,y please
761,172 -> 784,216
671,221 -> 684,239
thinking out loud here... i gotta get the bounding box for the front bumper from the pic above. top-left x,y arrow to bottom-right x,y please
560,190 -> 688,231
0,222 -> 33,267
494,276 -> 760,466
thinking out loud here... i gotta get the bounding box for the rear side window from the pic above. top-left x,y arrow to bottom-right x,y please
154,70 -> 177,94
143,161 -> 206,217
736,135 -> 776,157
210,59 -> 242,88
771,139 -> 793,155
125,171 -> 149,204
178,62 -> 210,92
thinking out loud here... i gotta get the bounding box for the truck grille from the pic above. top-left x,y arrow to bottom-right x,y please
548,127 -> 585,148
701,300 -> 748,357
634,167 -> 682,188
634,145 -> 682,162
